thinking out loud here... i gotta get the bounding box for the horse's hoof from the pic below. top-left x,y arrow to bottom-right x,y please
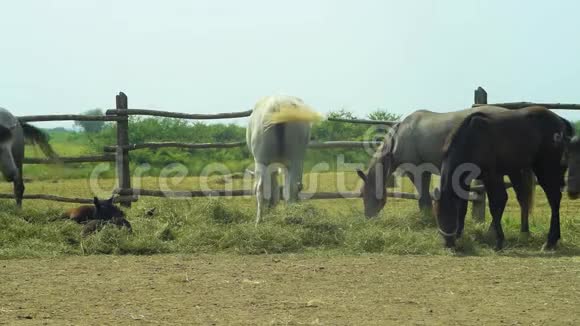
443,246 -> 457,255
541,242 -> 557,252
442,236 -> 456,249
518,232 -> 530,242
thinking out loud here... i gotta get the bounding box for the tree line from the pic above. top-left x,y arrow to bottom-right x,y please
66,108 -> 401,176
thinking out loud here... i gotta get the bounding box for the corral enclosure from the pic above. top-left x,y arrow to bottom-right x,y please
2,87 -> 580,324
6,87 -> 580,219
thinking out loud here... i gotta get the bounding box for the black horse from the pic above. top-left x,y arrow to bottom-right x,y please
436,106 -> 575,250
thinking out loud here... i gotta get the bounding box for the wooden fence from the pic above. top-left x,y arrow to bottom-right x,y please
5,87 -> 578,220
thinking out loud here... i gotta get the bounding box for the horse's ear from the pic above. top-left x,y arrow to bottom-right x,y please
93,196 -> 100,207
554,132 -> 564,145
356,169 -> 367,183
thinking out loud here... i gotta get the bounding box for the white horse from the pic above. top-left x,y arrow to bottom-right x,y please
246,95 -> 322,224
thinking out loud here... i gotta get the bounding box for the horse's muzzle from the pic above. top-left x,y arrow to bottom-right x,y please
438,228 -> 457,248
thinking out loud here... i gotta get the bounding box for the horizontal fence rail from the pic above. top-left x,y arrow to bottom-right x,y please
327,117 -> 397,125
117,188 -> 481,201
103,141 -> 383,152
473,102 -> 580,111
105,108 -> 253,120
104,108 -> 398,125
104,141 -> 246,152
0,193 -> 137,204
19,115 -> 125,122
23,155 -> 116,165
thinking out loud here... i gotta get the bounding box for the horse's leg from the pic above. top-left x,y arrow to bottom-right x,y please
484,176 -> 508,250
254,164 -> 266,225
270,169 -> 280,208
13,151 -> 25,209
454,173 -> 471,239
456,195 -> 469,239
508,170 -> 532,236
14,173 -> 24,209
419,172 -> 433,215
283,167 -> 291,202
534,167 -> 563,250
405,172 -> 421,212
295,159 -> 305,195
288,159 -> 303,203
406,171 -> 431,214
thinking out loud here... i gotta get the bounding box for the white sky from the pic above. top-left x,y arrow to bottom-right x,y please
2,0 -> 580,128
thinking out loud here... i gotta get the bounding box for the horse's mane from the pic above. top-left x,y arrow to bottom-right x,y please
443,111 -> 489,158
561,117 -> 575,139
367,122 -> 400,175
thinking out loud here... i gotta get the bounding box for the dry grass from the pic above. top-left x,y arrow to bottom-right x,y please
0,172 -> 579,258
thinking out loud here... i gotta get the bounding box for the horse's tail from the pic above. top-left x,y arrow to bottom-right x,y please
269,103 -> 322,158
522,169 -> 535,217
0,125 -> 12,143
269,104 -> 324,125
20,122 -> 59,159
274,123 -> 285,158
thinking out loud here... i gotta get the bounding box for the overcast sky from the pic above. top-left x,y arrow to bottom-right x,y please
1,0 -> 580,128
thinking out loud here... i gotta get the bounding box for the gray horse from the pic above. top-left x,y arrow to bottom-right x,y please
357,105 -> 535,234
0,107 -> 58,207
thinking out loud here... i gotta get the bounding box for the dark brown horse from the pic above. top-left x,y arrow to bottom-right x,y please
63,196 -> 132,236
436,106 -> 574,250
564,136 -> 580,198
63,196 -> 125,223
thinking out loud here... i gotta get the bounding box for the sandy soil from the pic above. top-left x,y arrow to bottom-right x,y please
1,254 -> 579,325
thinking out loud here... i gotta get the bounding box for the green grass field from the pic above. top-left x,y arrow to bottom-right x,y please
1,171 -> 579,259
3,130 -> 577,258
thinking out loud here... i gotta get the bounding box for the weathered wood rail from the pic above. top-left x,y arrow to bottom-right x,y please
117,188 -> 482,201
2,87 -> 572,217
23,155 -> 116,164
473,102 -> 580,111
105,108 -> 253,120
0,193 -> 137,204
102,141 -> 383,152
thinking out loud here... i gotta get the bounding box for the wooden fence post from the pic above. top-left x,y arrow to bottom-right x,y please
115,92 -> 132,207
471,87 -> 487,221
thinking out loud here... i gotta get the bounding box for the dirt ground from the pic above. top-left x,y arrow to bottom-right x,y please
0,254 -> 579,325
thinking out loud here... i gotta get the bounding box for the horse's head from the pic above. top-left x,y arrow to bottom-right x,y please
566,136 -> 580,199
357,152 -> 394,218
93,196 -> 124,220
357,168 -> 387,218
433,165 -> 459,248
